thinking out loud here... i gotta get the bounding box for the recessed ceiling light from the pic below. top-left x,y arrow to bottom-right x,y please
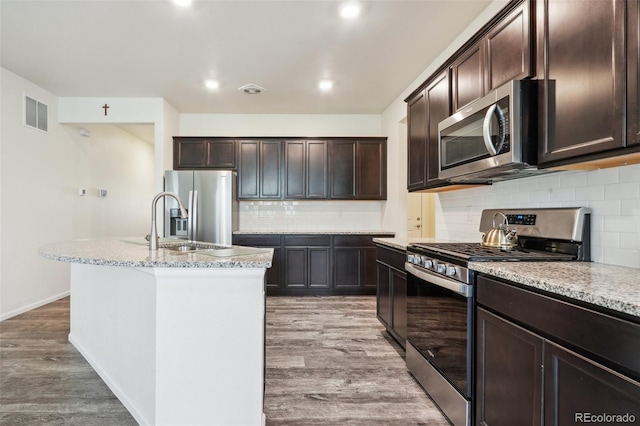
340,3 -> 360,19
172,0 -> 192,7
319,80 -> 333,91
205,79 -> 219,90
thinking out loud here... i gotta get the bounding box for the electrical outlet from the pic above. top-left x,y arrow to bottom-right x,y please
98,189 -> 108,198
78,188 -> 86,196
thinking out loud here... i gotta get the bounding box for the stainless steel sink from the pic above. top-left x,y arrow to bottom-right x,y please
159,242 -> 219,253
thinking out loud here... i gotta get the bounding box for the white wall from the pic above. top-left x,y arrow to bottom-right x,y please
0,68 -> 156,320
180,113 -> 388,231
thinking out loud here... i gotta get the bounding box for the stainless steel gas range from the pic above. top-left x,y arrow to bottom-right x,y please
405,207 -> 591,426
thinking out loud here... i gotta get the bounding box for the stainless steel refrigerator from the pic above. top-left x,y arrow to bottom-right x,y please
164,170 -> 238,245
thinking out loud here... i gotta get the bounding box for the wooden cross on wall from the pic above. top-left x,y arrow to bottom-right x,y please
102,103 -> 110,116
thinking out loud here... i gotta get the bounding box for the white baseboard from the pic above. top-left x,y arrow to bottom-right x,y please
0,291 -> 70,322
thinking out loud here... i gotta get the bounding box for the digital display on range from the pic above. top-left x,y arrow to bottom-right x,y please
506,214 -> 536,225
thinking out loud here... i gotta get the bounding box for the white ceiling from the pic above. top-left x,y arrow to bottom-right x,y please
1,0 -> 493,115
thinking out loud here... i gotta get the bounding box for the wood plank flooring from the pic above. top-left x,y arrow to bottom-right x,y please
1,296 -> 449,425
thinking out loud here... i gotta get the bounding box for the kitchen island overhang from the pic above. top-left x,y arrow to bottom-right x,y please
39,238 -> 273,426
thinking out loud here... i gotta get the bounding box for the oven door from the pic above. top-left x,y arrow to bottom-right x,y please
406,262 -> 474,399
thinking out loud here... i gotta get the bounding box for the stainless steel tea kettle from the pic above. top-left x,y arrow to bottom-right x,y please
481,211 -> 519,249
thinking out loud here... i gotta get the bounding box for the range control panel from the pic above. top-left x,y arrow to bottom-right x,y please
506,214 -> 536,225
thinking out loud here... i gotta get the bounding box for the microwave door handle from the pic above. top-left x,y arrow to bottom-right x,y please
482,104 -> 499,156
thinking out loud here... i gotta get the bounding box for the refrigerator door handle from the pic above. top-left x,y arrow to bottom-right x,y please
188,190 -> 198,241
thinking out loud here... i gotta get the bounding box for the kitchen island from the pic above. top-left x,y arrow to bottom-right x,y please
38,238 -> 273,426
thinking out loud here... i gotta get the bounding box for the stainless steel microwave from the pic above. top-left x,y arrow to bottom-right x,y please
438,80 -> 540,183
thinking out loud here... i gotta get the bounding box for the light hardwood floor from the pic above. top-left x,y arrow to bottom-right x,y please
0,296 -> 449,425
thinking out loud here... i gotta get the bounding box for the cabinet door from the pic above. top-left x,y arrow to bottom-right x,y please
452,41 -> 484,111
407,90 -> 428,190
485,0 -> 533,91
360,247 -> 378,290
390,269 -> 407,343
284,247 -> 307,288
629,0 -> 640,147
426,71 -> 451,184
376,262 -> 392,327
333,247 -> 360,288
329,141 -> 356,199
306,141 -> 328,198
357,140 -> 386,199
206,139 -> 236,169
544,341 -> 640,426
476,308 -> 543,426
238,140 -> 260,198
174,138 -> 206,168
308,248 -> 330,289
284,140 -> 305,198
260,140 -> 282,198
537,0 -> 625,165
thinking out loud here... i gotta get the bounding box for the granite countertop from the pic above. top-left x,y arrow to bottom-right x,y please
38,237 -> 273,268
373,237 -> 451,251
471,261 -> 640,319
235,230 -> 395,235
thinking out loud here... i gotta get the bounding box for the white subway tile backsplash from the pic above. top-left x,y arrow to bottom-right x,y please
436,166 -> 640,269
575,185 -> 605,201
604,181 -> 640,200
586,167 -> 619,186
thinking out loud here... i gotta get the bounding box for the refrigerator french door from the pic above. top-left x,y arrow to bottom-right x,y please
164,170 -> 238,246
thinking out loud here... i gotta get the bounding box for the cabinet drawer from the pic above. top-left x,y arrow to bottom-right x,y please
233,235 -> 281,246
477,275 -> 640,379
376,245 -> 406,270
334,235 -> 380,247
284,235 -> 330,247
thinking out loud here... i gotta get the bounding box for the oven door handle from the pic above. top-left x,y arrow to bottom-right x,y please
405,263 -> 472,298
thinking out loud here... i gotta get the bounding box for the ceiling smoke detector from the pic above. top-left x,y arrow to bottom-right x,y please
238,84 -> 266,95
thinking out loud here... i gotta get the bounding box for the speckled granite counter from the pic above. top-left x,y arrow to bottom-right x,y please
471,261 -> 640,319
373,237 -> 454,251
235,230 -> 395,235
38,237 -> 273,268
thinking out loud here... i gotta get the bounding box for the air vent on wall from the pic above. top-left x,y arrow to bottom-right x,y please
24,95 -> 48,132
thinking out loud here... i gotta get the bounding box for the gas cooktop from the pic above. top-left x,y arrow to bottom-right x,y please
409,242 -> 577,262
408,207 -> 592,263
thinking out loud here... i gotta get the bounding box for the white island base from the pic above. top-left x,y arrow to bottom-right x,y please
69,263 -> 266,426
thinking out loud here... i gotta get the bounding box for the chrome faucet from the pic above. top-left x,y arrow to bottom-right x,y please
149,191 -> 188,250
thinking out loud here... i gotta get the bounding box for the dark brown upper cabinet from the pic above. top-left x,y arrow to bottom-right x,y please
284,140 -> 328,199
173,137 -> 236,169
329,139 -> 387,200
452,0 -> 533,112
407,89 -> 428,190
629,0 -> 640,147
451,41 -> 484,111
485,0 -> 533,92
537,0 -> 625,166
237,139 -> 282,199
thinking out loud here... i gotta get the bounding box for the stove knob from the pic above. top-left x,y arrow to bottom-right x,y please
414,255 -> 423,265
407,254 -> 415,263
423,259 -> 433,268
435,263 -> 446,274
445,265 -> 457,277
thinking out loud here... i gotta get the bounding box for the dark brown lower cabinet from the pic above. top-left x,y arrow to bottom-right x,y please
333,235 -> 379,294
284,235 -> 330,290
476,307 -> 542,426
544,341 -> 640,426
376,244 -> 407,348
233,233 -> 391,296
476,275 -> 640,426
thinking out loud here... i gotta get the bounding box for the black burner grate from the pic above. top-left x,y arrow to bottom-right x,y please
410,242 -> 576,262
